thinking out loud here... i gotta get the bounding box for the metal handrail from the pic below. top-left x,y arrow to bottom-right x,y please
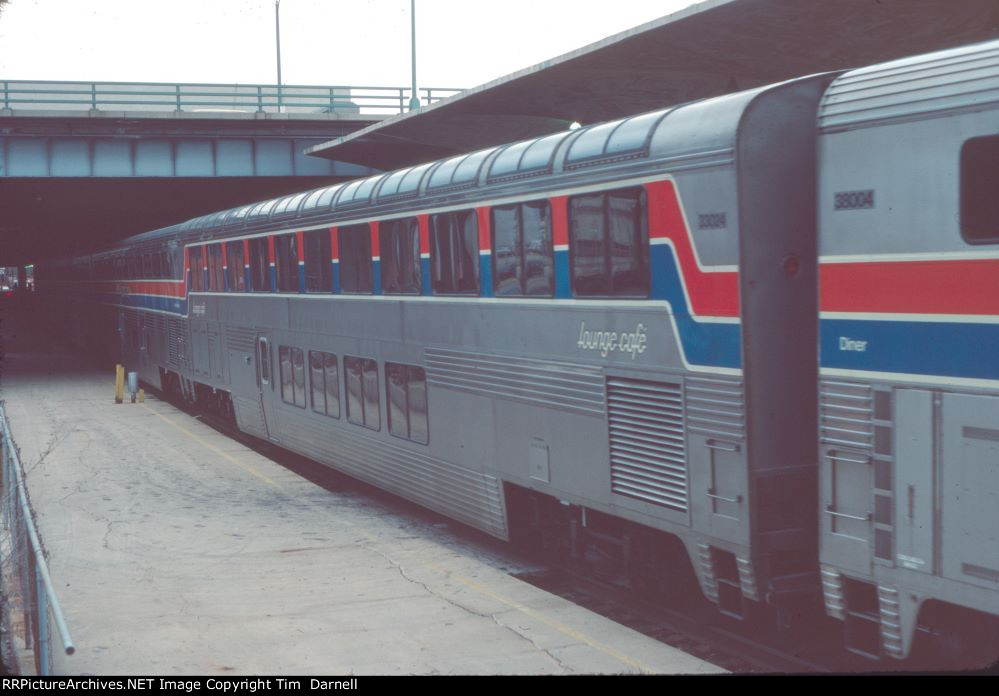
0,80 -> 463,115
1,402 -> 75,675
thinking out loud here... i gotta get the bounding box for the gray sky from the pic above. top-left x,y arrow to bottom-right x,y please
0,0 -> 697,88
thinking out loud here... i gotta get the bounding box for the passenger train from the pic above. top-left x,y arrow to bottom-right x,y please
39,40 -> 999,663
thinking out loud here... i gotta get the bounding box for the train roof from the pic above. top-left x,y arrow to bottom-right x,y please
819,38 -> 999,131
125,85 -> 771,248
86,37 -> 999,258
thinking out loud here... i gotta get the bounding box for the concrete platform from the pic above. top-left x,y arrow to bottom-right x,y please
0,304 -> 724,675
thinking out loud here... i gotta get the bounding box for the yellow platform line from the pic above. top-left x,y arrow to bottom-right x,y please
141,403 -> 281,490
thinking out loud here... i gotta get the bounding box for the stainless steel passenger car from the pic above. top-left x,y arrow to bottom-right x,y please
40,39 -> 999,662
815,41 -> 999,660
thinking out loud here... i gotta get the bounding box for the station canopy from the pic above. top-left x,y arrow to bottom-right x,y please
307,0 -> 999,170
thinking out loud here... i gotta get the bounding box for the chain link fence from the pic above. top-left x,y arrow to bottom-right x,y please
0,402 -> 74,675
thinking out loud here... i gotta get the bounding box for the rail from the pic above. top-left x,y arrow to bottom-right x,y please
0,402 -> 75,675
0,80 -> 464,116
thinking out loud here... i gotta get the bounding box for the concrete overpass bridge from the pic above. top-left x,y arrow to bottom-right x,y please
0,81 -> 460,265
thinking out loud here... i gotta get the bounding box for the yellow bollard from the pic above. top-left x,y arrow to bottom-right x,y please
138,388 -> 145,404
115,364 -> 124,404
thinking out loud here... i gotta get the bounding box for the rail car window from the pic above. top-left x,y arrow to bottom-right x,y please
304,229 -> 332,293
293,349 -> 306,408
309,351 -> 340,418
280,346 -> 292,404
961,135 -> 999,244
164,250 -> 177,280
339,224 -> 373,294
249,237 -> 270,292
430,210 -> 479,294
344,356 -> 380,430
569,188 -> 649,296
380,217 -> 421,294
189,247 -> 205,291
386,363 -> 429,444
259,339 -> 271,384
226,241 -> 246,291
279,346 -> 307,408
492,201 -> 554,297
274,234 -> 300,293
207,244 -> 225,291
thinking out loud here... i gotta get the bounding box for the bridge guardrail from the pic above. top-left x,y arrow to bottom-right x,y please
0,80 -> 463,116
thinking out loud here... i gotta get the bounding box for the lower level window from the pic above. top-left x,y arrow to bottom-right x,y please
344,356 -> 380,430
279,345 -> 306,408
309,351 -> 340,418
386,363 -> 428,444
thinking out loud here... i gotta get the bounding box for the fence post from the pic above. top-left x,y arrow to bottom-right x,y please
176,84 -> 182,112
4,441 -> 10,532
2,81 -> 8,110
35,571 -> 50,675
2,435 -> 7,530
2,440 -> 7,534
90,83 -> 97,110
22,521 -> 35,653
257,86 -> 264,113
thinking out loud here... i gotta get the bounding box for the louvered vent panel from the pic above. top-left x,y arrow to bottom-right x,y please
685,376 -> 745,441
820,380 -> 873,452
606,377 -> 687,512
167,318 -> 186,368
226,326 -> 256,353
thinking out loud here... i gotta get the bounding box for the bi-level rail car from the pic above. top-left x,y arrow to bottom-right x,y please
814,42 -> 999,661
39,40 -> 999,663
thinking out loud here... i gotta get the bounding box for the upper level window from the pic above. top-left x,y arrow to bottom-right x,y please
226,241 -> 246,291
386,363 -> 429,444
569,188 -> 649,296
189,247 -> 205,291
380,217 -> 421,294
961,135 -> 999,244
430,210 -> 479,294
207,244 -> 225,291
249,237 -> 270,292
340,224 -> 373,294
279,345 -> 307,409
492,201 -> 553,297
344,356 -> 380,430
164,250 -> 177,280
274,233 -> 299,293
304,229 -> 332,293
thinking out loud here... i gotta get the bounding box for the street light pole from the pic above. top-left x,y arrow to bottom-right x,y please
275,0 -> 283,113
409,0 -> 420,111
